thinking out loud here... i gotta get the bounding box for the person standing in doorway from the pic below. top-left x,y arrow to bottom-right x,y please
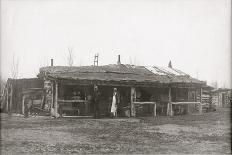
93,85 -> 100,118
24,97 -> 32,118
111,88 -> 119,118
24,98 -> 29,118
71,91 -> 82,116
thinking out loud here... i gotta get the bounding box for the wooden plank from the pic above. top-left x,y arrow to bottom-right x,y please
6,85 -> 9,113
167,103 -> 169,116
22,96 -> 25,115
195,90 -> 197,102
170,103 -> 173,116
130,87 -> 136,117
54,82 -> 58,118
51,81 -> 54,117
167,87 -> 171,116
187,89 -> 189,115
62,115 -> 93,118
187,88 -> 190,115
154,103 -> 156,116
199,87 -> 202,114
22,88 -> 43,94
133,102 -> 156,105
40,93 -> 45,109
58,99 -> 89,103
85,102 -> 89,115
171,102 -> 201,105
9,84 -> 13,113
61,107 -> 79,111
187,104 -> 190,114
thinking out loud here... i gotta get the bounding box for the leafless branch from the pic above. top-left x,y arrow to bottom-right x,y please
67,47 -> 74,66
11,53 -> 19,79
0,78 -> 6,95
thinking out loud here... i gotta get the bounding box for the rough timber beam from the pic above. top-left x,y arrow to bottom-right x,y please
130,87 -> 136,117
54,81 -> 59,118
9,84 -> 13,114
6,85 -> 9,113
167,87 -> 173,116
199,87 -> 202,114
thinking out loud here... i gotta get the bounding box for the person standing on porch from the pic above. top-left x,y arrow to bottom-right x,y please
24,97 -> 32,118
111,88 -> 119,118
71,91 -> 82,116
93,85 -> 100,118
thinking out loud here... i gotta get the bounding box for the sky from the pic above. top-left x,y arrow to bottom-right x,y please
1,0 -> 231,88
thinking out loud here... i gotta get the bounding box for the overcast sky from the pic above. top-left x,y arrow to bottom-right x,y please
1,0 -> 231,88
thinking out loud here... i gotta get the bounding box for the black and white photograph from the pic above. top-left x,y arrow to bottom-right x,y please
0,0 -> 231,154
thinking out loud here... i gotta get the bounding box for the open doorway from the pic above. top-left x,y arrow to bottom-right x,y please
98,86 -> 131,117
58,84 -> 93,116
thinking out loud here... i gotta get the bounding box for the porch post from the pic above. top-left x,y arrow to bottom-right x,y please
153,103 -> 156,116
54,82 -> 59,118
167,102 -> 169,116
6,85 -> 9,113
187,88 -> 190,114
195,89 -> 197,102
131,87 -> 136,117
50,81 -> 54,117
10,84 -> 13,114
22,95 -> 25,115
199,87 -> 202,114
168,87 -> 172,116
170,103 -> 173,116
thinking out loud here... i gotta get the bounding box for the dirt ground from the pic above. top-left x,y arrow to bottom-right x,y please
1,108 -> 231,154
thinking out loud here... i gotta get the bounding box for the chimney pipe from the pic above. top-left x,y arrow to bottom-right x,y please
51,59 -> 53,66
117,55 -> 121,65
168,60 -> 172,68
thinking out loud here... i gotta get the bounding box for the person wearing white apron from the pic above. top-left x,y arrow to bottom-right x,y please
111,88 -> 118,117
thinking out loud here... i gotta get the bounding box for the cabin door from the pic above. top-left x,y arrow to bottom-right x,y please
188,90 -> 195,102
117,87 -> 131,117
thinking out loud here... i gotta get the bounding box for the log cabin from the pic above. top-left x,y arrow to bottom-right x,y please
1,78 -> 43,114
37,57 -> 206,118
211,88 -> 231,108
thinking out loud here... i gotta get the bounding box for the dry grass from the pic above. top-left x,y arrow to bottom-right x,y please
1,108 -> 231,154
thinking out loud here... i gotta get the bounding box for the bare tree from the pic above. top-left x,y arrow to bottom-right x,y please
128,56 -> 140,65
67,47 -> 74,66
78,59 -> 83,66
129,56 -> 133,65
11,53 -> 19,79
1,79 -> 6,91
0,77 -> 6,95
211,81 -> 218,89
132,56 -> 140,66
